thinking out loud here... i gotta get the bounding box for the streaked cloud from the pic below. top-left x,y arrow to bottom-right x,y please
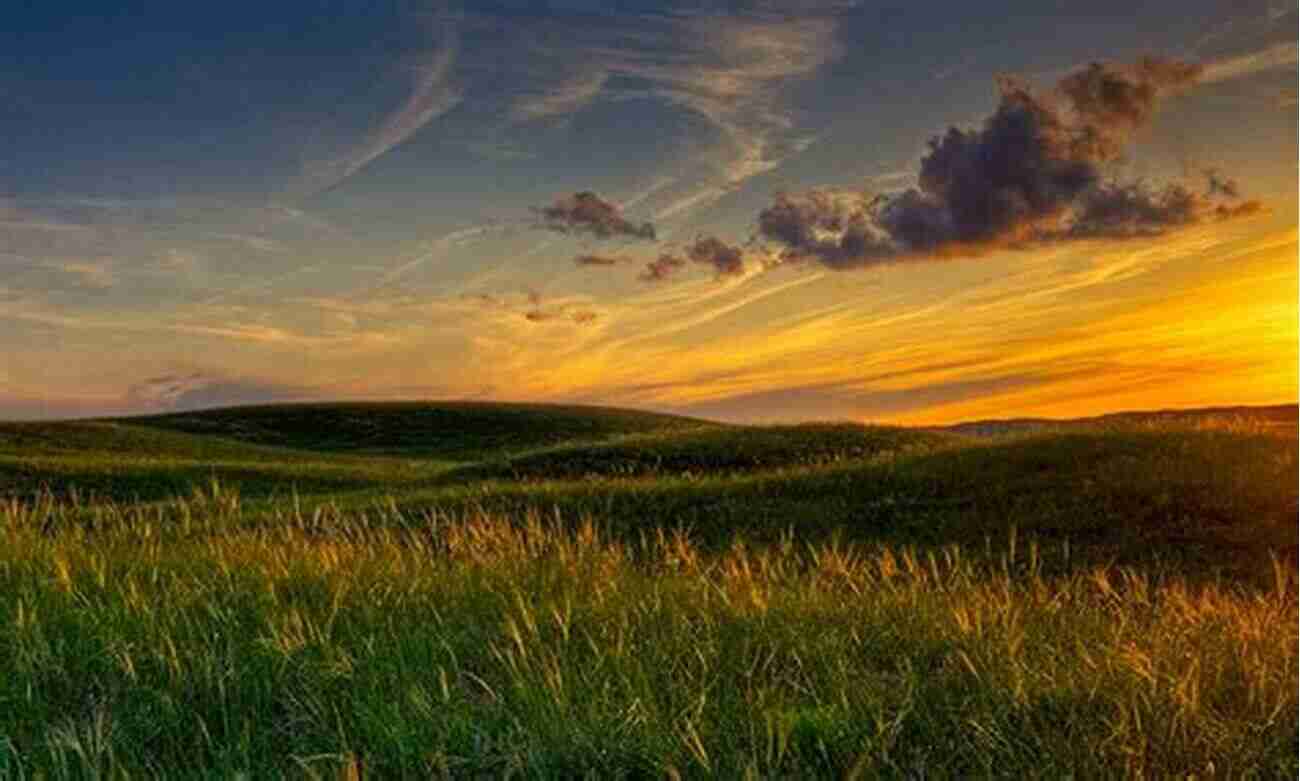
1200,41 -> 1299,84
1,2 -> 1294,424
126,371 -> 317,412
44,260 -> 116,290
574,253 -> 624,267
295,23 -> 461,196
512,69 -> 608,122
487,8 -> 846,222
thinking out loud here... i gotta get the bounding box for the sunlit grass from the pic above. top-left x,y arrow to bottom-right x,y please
0,403 -> 1294,776
1,491 -> 1295,778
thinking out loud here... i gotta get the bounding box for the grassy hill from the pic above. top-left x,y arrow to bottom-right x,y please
939,402 -> 1298,437
131,401 -> 710,459
0,401 -> 1295,777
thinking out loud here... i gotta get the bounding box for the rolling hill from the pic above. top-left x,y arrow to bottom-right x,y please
0,400 -> 1294,777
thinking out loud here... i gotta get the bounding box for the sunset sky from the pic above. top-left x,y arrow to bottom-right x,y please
2,0 -> 1296,423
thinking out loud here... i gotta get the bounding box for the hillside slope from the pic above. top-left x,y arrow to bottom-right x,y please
128,401 -> 712,459
0,401 -> 1295,777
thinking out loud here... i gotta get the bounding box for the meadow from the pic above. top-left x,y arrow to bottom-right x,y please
0,402 -> 1295,778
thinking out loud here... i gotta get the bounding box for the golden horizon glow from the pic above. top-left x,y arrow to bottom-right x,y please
1,4 -> 1295,423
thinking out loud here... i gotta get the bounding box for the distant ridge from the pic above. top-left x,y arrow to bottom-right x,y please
936,403 -> 1297,437
15,398 -> 1295,441
127,400 -> 714,459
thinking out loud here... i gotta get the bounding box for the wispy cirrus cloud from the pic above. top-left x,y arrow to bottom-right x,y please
512,69 -> 608,122
619,13 -> 844,217
1199,41 -> 1299,83
125,370 -> 318,412
481,5 -> 847,222
295,23 -> 461,196
43,260 -> 116,290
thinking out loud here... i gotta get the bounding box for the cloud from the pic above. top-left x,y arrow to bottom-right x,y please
640,253 -> 687,282
1065,180 -> 1263,239
368,224 -> 503,291
477,289 -> 603,327
512,69 -> 608,122
574,253 -> 623,267
537,191 -> 656,240
0,200 -> 94,234
684,235 -> 746,276
158,248 -> 204,274
206,233 -> 285,254
296,23 -> 461,196
757,57 -> 1262,268
757,189 -> 893,268
612,235 -> 747,282
522,305 -> 601,326
48,261 -> 116,290
2,254 -> 118,293
125,371 -> 315,412
485,8 -> 845,222
1200,41 -> 1299,84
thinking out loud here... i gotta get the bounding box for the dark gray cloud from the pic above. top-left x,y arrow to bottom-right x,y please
756,190 -> 893,267
1066,179 -> 1262,238
639,253 -> 687,282
1204,170 -> 1240,199
574,253 -> 623,267
757,57 -> 1262,268
537,191 -> 656,240
685,235 -> 746,276
623,236 -> 746,283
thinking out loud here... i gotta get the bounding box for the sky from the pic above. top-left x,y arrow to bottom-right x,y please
1,0 -> 1296,424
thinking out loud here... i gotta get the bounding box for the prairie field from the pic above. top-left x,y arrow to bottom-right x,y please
0,402 -> 1295,778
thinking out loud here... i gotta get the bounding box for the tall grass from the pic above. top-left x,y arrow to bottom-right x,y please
2,491 -> 1294,778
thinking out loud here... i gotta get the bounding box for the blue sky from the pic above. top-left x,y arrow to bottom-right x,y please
1,1 -> 1295,421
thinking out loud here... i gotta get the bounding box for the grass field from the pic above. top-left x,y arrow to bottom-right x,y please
0,402 -> 1295,777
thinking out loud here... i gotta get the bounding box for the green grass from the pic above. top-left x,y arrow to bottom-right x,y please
0,401 -> 1295,777
131,401 -> 708,460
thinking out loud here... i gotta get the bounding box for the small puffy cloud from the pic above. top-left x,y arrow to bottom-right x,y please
620,236 -> 749,283
639,253 -> 687,282
685,235 -> 746,276
537,191 -> 656,240
756,56 -> 1263,269
757,189 -> 893,268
